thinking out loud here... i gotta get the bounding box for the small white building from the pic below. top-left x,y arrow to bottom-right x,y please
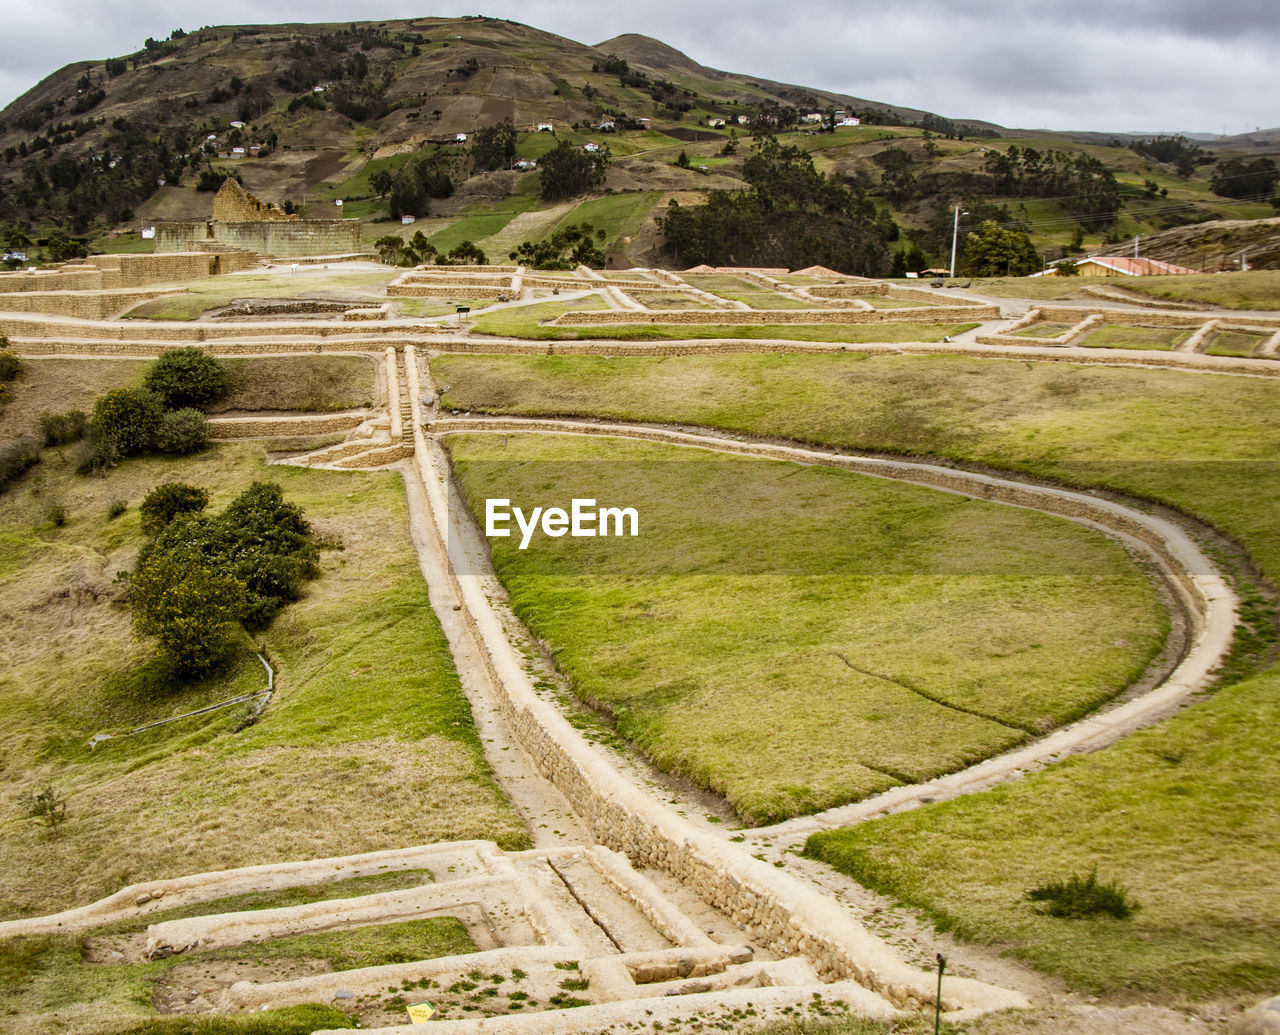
514,159 -> 537,170
230,147 -> 246,158
401,214 -> 416,225
708,118 -> 726,128
456,132 -> 468,143
537,122 -> 554,132
583,142 -> 600,153
230,120 -> 246,129
801,112 -> 823,123
736,115 -> 749,125
838,117 -> 860,127
598,120 -> 615,131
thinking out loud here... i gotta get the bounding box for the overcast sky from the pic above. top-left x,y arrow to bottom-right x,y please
0,0 -> 1274,135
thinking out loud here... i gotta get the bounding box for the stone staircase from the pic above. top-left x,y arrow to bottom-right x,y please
277,347 -> 417,471
79,840 -> 858,1030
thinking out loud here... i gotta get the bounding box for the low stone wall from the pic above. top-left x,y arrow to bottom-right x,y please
551,303 -> 998,326
387,284 -> 508,299
807,282 -> 889,298
208,413 -> 367,439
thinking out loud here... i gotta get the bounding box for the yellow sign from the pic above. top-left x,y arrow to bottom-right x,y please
407,1000 -> 436,1023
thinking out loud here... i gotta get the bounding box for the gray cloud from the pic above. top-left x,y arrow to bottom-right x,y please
0,0 -> 1274,134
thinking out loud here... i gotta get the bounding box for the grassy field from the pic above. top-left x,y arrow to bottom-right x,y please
431,350 -> 1280,995
426,197 -> 539,256
952,277 -> 1091,301
1078,325 -> 1191,351
1117,269 -> 1280,310
122,270 -> 397,320
470,299 -> 976,344
445,432 -> 1163,824
0,435 -> 527,924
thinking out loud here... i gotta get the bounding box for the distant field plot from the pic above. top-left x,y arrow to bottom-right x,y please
1010,322 -> 1076,338
1078,325 -> 1191,351
469,301 -> 976,343
445,432 -> 1164,824
428,197 -> 538,255
1205,328 -> 1270,357
122,270 -> 397,320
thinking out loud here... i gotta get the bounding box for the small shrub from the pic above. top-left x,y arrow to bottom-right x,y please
0,345 -> 20,383
143,347 -> 228,410
89,387 -> 163,457
1027,867 -> 1136,919
20,784 -> 68,834
154,408 -> 210,454
73,437 -> 120,477
44,501 -> 67,527
38,409 -> 88,447
107,498 -> 127,519
140,482 -> 209,536
0,436 -> 40,491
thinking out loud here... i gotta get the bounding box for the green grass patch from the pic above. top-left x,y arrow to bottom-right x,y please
445,432 -> 1163,824
427,197 -> 538,256
431,349 -> 1280,996
1078,325 -> 1191,351
470,301 -> 975,343
1009,322 -> 1076,339
1205,329 -> 1269,357
541,192 -> 660,252
804,665 -> 1280,997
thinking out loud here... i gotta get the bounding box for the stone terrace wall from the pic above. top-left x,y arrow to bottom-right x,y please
0,288 -> 178,320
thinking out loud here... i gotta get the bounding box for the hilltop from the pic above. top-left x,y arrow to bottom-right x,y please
0,16 -> 1276,271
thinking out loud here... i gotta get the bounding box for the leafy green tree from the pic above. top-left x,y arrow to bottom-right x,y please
143,347 -> 228,410
89,387 -> 163,457
961,220 -> 1040,277
1054,258 -> 1080,277
1211,157 -> 1279,200
131,535 -> 246,675
445,240 -> 487,265
509,223 -> 605,269
537,141 -> 609,201
369,168 -> 394,197
140,482 -> 209,536
471,120 -> 517,172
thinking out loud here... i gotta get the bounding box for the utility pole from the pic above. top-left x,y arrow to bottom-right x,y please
949,205 -> 967,279
1133,235 -> 1139,259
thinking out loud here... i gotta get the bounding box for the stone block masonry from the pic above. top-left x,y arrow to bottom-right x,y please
156,220 -> 362,258
0,288 -> 179,320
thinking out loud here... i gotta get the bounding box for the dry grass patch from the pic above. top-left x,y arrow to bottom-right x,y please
211,355 -> 377,413
0,442 -> 526,921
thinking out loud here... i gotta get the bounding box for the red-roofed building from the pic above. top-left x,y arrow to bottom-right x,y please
1043,256 -> 1198,277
